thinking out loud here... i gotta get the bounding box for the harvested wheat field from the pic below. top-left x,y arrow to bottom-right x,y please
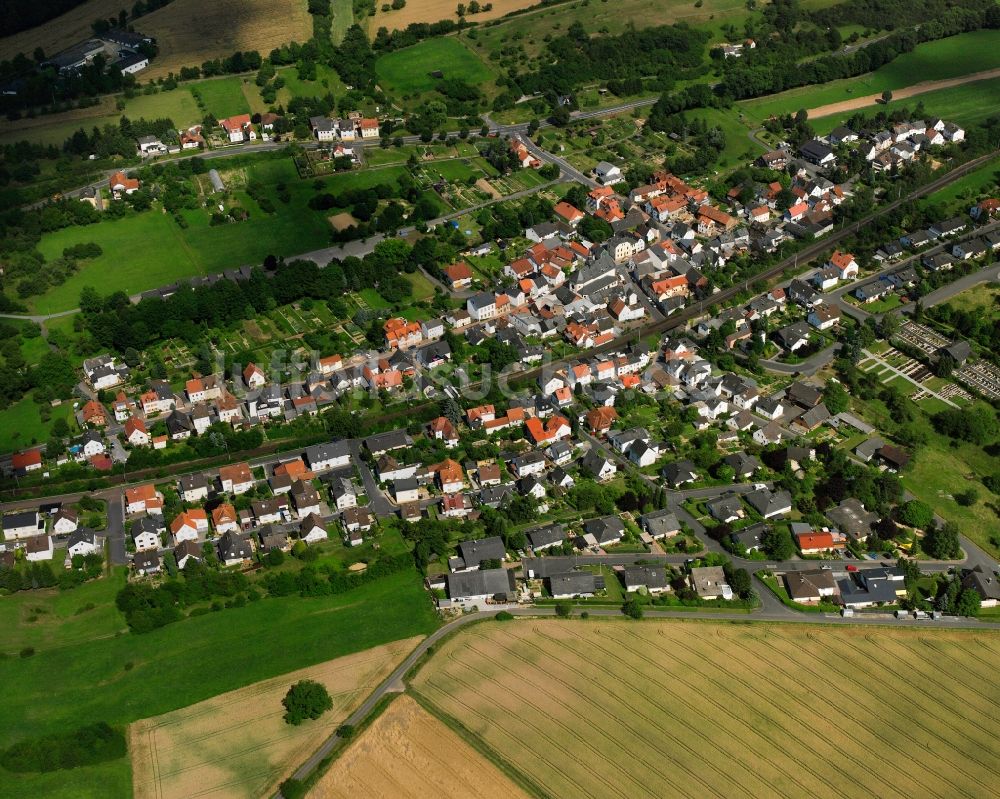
130,636 -> 422,799
1,0 -> 311,80
369,0 -> 538,32
312,694 -> 531,799
412,619 -> 1000,799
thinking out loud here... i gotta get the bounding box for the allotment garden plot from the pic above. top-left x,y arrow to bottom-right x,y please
412,619 -> 1000,799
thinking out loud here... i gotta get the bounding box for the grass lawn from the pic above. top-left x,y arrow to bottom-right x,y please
0,569 -> 127,654
405,270 -> 437,301
0,570 -> 438,799
358,288 -> 392,309
375,38 -> 495,96
124,90 -> 202,128
325,164 -> 408,192
942,283 -> 1000,317
686,106 -> 765,170
190,77 -> 252,119
0,393 -> 76,453
425,158 -> 482,182
743,29 -> 1000,123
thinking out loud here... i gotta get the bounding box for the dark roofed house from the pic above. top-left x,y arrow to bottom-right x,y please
622,566 -> 669,593
581,515 -> 625,547
786,381 -> 823,408
785,569 -> 838,603
876,444 -> 910,471
826,498 -> 878,541
722,451 -> 760,478
707,494 -> 744,524
450,536 -> 506,572
640,509 -> 681,540
662,459 -> 698,487
731,522 -> 768,552
745,488 -> 793,519
133,550 -> 161,576
527,523 -> 566,552
217,531 -> 254,566
446,568 -> 516,604
363,429 -> 412,455
961,565 -> 1000,607
548,571 -> 603,598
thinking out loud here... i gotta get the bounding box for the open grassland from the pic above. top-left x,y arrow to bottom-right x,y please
0,569 -> 127,654
0,570 -> 438,799
131,637 -> 421,799
742,29 -> 1000,123
413,619 -> 1000,799
374,37 -> 495,96
312,694 -> 531,799
0,0 -> 312,80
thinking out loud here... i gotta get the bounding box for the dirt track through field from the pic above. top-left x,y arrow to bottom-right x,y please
310,694 -> 531,799
129,636 -> 422,799
808,67 -> 1000,119
412,620 -> 1000,799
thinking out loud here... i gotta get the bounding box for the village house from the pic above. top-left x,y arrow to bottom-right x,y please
219,114 -> 256,143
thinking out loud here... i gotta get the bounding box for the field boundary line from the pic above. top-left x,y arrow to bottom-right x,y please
409,689 -> 556,799
807,66 -> 1000,119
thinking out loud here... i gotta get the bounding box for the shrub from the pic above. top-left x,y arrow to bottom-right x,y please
280,778 -> 307,799
494,610 -> 514,621
554,601 -> 572,617
0,723 -> 126,772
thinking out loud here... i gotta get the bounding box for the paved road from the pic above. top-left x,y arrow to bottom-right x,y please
105,496 -> 126,565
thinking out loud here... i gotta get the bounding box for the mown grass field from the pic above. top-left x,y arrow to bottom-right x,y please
191,77 -> 253,119
741,29 -> 1000,123
374,38 -> 495,96
0,569 -> 127,654
131,637 -> 422,799
413,619 -> 1000,798
313,694 -> 531,799
0,570 -> 439,799
0,392 -> 76,453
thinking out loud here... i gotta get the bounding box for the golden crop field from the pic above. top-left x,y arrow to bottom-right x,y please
311,694 -> 532,799
129,636 -> 422,799
368,0 -> 540,33
412,620 -> 1000,799
0,0 -> 312,80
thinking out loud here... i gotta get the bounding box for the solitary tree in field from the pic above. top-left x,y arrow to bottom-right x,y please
882,90 -> 892,104
282,680 -> 333,725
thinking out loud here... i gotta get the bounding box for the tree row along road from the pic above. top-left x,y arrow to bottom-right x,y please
4,149 -> 998,502
276,602 -> 1000,797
